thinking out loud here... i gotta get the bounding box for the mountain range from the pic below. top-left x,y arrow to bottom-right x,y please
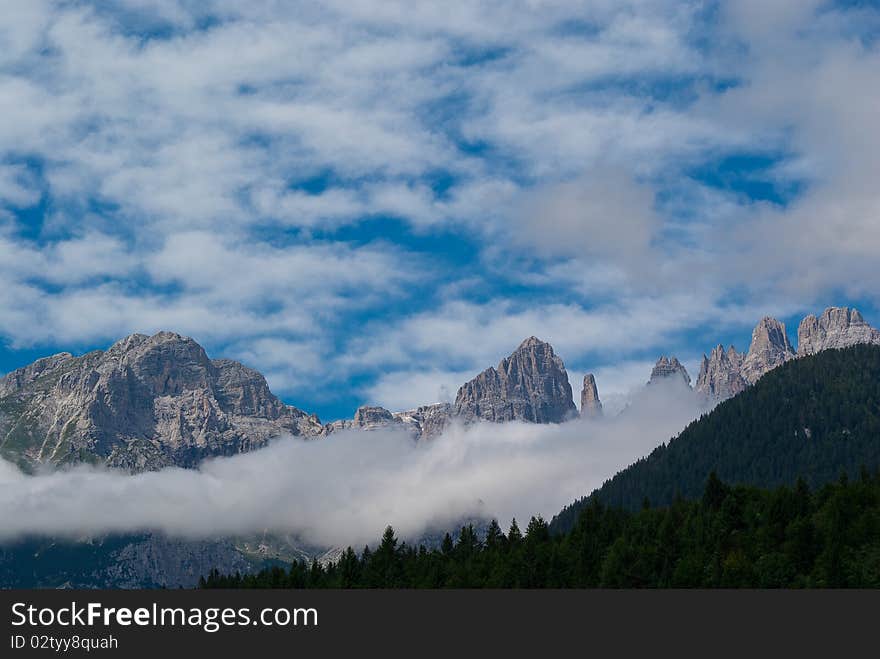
2,306 -> 879,473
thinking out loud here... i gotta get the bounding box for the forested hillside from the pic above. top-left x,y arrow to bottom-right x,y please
552,345 -> 880,533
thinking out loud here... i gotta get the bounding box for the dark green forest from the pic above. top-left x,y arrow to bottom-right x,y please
552,345 -> 880,532
202,471 -> 880,588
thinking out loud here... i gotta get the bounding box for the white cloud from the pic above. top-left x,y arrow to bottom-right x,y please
343,293 -> 767,377
365,369 -> 474,411
506,169 -> 659,262
692,3 -> 880,304
145,230 -> 420,306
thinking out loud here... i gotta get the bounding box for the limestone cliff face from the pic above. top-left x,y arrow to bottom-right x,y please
648,356 -> 691,387
797,307 -> 880,356
740,317 -> 795,385
580,373 -> 603,419
0,352 -> 75,397
0,332 -> 321,472
694,317 -> 793,401
695,345 -> 747,402
453,337 -> 577,424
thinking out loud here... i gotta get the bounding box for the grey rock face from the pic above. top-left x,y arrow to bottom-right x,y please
797,307 -> 880,356
453,337 -> 577,424
696,308 -> 878,403
0,331 -> 321,472
323,405 -> 403,435
648,356 -> 691,387
354,405 -> 396,428
326,338 -> 580,437
580,373 -> 603,419
322,403 -> 452,439
393,403 -> 452,438
0,352 -> 75,397
695,345 -> 747,402
740,317 -> 795,385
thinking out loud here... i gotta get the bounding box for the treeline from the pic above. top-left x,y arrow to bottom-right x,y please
553,344 -> 880,532
202,470 -> 880,588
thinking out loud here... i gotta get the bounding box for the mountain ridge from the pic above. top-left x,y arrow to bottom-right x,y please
2,305 -> 879,472
695,306 -> 880,403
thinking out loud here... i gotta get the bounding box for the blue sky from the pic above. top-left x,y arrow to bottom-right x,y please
1,0 -> 879,422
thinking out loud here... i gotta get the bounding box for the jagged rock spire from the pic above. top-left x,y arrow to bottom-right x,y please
580,373 -> 603,419
695,344 -> 747,402
740,317 -> 795,384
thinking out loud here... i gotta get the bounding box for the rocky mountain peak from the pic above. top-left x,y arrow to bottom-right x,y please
695,344 -> 746,401
0,331 -> 320,472
740,317 -> 795,384
104,331 -> 215,398
501,336 -> 568,374
648,356 -> 691,387
517,336 -> 545,350
580,373 -> 603,419
453,337 -> 577,424
797,306 -> 880,356
324,337 -> 577,437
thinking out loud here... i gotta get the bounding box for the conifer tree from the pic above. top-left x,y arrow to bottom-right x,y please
507,518 -> 523,544
485,519 -> 504,551
441,532 -> 454,555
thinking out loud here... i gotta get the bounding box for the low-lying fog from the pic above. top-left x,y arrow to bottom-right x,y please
0,381 -> 708,548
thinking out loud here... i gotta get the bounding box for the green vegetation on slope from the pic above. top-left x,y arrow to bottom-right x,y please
552,344 -> 880,533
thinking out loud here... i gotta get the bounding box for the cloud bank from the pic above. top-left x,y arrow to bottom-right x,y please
0,381 -> 705,548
